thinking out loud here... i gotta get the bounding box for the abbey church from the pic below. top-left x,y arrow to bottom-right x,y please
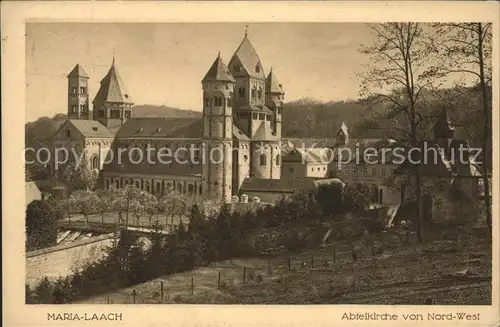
53,34 -> 306,203
51,33 -> 483,206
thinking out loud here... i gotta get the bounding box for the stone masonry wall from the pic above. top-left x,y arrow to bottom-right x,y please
26,233 -> 115,287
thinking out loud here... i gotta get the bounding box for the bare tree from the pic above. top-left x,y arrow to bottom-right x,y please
431,23 -> 492,236
359,23 -> 441,243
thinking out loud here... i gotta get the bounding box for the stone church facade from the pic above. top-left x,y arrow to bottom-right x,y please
52,34 -> 287,203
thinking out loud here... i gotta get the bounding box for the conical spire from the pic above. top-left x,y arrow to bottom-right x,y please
266,67 -> 284,94
202,53 -> 235,83
433,108 -> 455,139
339,121 -> 348,135
67,63 -> 89,78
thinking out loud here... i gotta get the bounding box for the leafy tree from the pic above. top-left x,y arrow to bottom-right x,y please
139,191 -> 158,226
342,183 -> 372,213
33,277 -> 54,304
316,183 -> 344,216
26,200 -> 60,251
69,190 -> 99,226
96,187 -> 116,225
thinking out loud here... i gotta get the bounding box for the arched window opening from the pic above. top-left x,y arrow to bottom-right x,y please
91,156 -> 99,170
260,154 -> 267,166
276,154 -> 281,166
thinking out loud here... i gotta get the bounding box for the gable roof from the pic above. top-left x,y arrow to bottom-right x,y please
25,182 -> 42,206
93,63 -> 133,105
229,36 -> 266,79
233,124 -> 250,141
283,147 -> 327,164
240,177 -> 344,193
202,54 -> 235,83
115,117 -> 202,138
67,64 -> 89,78
253,122 -> 279,141
266,68 -> 284,94
64,120 -> 113,138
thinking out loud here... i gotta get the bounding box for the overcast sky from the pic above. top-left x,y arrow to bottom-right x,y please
26,22 -> 380,122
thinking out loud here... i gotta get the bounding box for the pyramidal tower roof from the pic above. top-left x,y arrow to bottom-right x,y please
229,33 -> 266,79
339,121 -> 348,135
202,52 -> 235,83
433,108 -> 455,138
67,64 -> 89,78
93,59 -> 133,104
266,67 -> 284,94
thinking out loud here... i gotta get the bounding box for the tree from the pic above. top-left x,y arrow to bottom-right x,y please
358,23 -> 440,243
139,191 -> 158,226
96,188 -> 116,225
316,183 -> 344,216
69,190 -> 99,226
26,200 -> 60,251
431,23 -> 492,236
342,183 -> 373,213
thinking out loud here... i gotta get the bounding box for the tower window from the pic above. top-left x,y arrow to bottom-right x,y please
234,64 -> 241,72
80,105 -> 85,112
98,110 -> 105,118
253,113 -> 258,119
258,87 -> 262,99
251,88 -> 256,99
214,97 -> 223,106
66,130 -> 71,138
125,111 -> 131,119
228,94 -> 233,107
72,87 -> 77,94
239,88 -> 245,98
255,63 -> 261,73
80,86 -> 86,94
204,97 -> 210,107
260,154 -> 267,166
278,107 -> 283,114
71,105 -> 77,113
276,154 -> 281,166
91,156 -> 99,170
259,113 -> 265,120
265,115 -> 271,121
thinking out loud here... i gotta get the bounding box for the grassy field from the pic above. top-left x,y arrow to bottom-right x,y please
74,228 -> 492,305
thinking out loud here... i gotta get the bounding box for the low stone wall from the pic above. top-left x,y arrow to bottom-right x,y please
26,233 -> 116,287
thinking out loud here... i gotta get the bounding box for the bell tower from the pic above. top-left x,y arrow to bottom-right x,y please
201,52 -> 235,203
67,64 -> 90,120
266,67 -> 285,138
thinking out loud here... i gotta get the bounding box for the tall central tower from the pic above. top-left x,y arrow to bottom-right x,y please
201,52 -> 235,203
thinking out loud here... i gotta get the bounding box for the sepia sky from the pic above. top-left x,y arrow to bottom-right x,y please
25,22 -> 476,122
26,22 -> 378,122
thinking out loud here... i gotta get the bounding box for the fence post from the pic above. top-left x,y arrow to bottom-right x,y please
333,247 -> 336,263
191,276 -> 194,295
132,289 -> 136,304
311,255 -> 314,268
243,266 -> 246,284
288,256 -> 291,272
160,281 -> 164,303
217,271 -> 221,290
